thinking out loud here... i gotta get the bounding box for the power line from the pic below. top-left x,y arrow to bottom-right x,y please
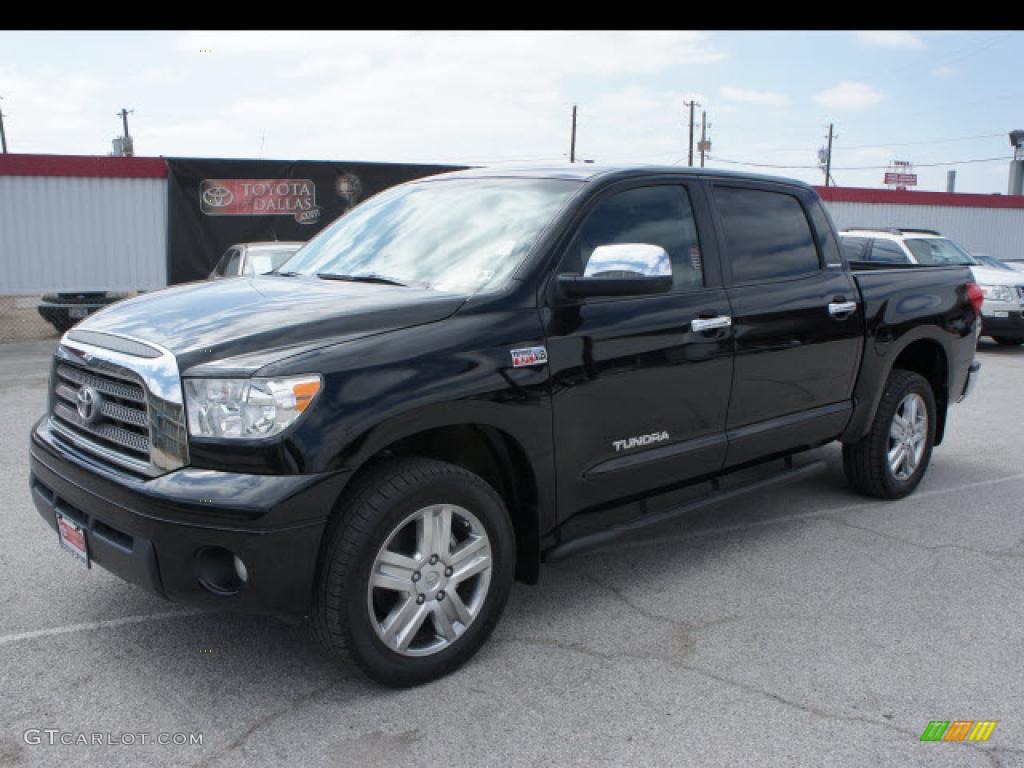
708,155 -> 1014,171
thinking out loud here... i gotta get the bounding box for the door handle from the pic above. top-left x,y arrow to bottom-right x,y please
828,301 -> 858,318
691,315 -> 732,332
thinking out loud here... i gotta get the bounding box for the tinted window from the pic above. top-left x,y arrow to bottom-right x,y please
840,237 -> 870,262
714,187 -> 820,282
568,185 -> 704,291
869,240 -> 909,264
807,200 -> 842,265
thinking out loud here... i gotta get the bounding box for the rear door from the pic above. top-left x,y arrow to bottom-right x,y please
545,179 -> 733,514
710,182 -> 863,466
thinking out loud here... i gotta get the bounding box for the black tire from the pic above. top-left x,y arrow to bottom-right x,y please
992,336 -> 1024,346
311,457 -> 515,687
842,369 -> 936,500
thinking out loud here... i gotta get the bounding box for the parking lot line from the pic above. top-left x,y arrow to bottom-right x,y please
0,609 -> 205,647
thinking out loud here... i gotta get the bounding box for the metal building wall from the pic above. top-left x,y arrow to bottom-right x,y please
0,167 -> 168,296
824,200 -> 1024,257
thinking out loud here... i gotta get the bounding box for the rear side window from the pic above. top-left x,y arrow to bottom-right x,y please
840,237 -> 870,261
869,240 -> 909,264
714,187 -> 820,283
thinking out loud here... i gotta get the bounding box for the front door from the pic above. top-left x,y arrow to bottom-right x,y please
544,180 -> 734,516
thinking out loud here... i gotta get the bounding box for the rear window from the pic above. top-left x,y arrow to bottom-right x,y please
840,237 -> 870,261
714,187 -> 821,283
869,240 -> 909,264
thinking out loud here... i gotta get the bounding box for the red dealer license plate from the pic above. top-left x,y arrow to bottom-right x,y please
56,512 -> 90,568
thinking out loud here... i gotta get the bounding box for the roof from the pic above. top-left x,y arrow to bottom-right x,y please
242,241 -> 305,250
0,153 -> 167,179
841,228 -> 946,240
425,163 -> 813,188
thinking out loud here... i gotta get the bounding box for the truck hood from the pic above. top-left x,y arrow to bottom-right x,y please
75,275 -> 468,374
970,265 -> 1024,286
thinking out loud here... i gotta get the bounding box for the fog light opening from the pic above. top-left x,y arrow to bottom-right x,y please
195,547 -> 247,596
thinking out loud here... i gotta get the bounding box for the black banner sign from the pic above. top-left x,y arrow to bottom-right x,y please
165,158 -> 463,284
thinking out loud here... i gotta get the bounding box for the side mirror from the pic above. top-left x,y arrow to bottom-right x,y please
558,243 -> 673,299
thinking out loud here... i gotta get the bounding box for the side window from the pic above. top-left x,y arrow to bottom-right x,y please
869,240 -> 909,264
840,237 -> 870,261
714,186 -> 821,283
213,248 -> 241,277
223,249 -> 242,276
567,185 -> 704,292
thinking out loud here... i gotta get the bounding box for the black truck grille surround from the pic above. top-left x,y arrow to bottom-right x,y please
51,362 -> 152,467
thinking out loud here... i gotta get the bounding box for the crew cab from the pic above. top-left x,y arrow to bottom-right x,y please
840,227 -> 1024,345
29,167 -> 981,686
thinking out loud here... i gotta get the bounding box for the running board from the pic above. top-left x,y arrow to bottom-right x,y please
542,458 -> 826,564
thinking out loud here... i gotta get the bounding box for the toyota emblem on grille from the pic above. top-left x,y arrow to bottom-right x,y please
75,385 -> 100,422
201,186 -> 234,208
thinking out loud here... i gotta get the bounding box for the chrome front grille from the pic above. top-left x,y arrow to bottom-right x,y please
48,332 -> 189,477
51,363 -> 152,467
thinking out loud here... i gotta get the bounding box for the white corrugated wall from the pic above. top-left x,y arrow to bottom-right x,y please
824,200 -> 1024,258
0,175 -> 167,295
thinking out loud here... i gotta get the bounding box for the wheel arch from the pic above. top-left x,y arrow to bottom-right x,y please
328,415 -> 551,585
843,333 -> 952,446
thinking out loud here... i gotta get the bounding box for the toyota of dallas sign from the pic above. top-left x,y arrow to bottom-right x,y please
199,179 -> 322,224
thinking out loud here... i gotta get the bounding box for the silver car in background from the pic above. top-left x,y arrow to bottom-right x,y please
209,241 -> 304,279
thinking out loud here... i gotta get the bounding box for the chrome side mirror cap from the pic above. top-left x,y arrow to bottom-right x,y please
560,243 -> 673,299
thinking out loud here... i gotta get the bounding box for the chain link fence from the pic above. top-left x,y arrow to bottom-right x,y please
1,293 -> 138,344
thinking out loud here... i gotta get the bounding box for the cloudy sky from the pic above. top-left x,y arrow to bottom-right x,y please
1,30 -> 1021,193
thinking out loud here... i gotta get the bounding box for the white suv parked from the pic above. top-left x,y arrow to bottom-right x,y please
840,228 -> 1024,346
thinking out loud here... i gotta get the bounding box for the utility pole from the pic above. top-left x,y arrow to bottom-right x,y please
114,108 -> 134,157
684,100 -> 698,167
698,110 -> 709,168
118,108 -> 132,140
570,105 -> 577,164
0,97 -> 7,154
824,123 -> 835,187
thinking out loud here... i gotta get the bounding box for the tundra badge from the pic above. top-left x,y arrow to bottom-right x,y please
511,346 -> 548,368
613,431 -> 670,452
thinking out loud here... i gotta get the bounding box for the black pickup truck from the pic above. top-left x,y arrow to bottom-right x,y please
29,166 -> 981,686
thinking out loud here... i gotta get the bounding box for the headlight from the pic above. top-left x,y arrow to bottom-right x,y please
979,284 -> 1014,303
184,376 -> 322,439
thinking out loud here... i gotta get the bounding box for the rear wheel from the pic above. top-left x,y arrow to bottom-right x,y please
842,369 -> 936,499
992,336 -> 1024,346
311,457 -> 515,687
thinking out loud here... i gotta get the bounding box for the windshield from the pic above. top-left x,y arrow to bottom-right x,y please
904,238 -> 976,266
247,247 -> 301,275
282,178 -> 581,293
972,254 -> 1014,271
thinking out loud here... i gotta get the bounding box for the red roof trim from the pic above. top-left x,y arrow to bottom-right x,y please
0,153 -> 167,179
814,185 -> 1024,210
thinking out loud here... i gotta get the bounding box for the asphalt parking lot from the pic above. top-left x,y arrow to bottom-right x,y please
2,339 -> 1023,768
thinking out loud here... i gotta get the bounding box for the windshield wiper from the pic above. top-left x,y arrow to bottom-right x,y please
272,271 -> 302,277
316,272 -> 408,287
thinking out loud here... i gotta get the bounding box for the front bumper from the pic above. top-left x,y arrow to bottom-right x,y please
29,417 -> 351,620
981,309 -> 1024,340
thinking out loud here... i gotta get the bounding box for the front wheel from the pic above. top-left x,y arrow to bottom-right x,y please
311,457 -> 515,687
842,369 -> 936,499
